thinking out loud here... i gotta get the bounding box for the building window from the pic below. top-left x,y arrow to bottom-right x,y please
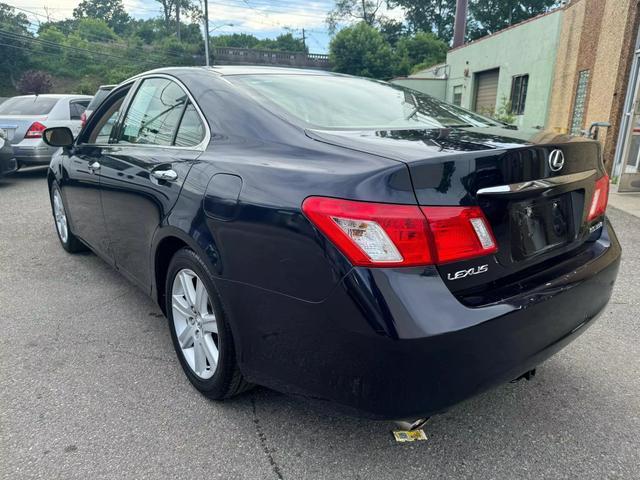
452,85 -> 463,106
570,70 -> 590,135
510,74 -> 529,115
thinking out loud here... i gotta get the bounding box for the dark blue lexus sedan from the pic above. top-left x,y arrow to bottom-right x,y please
43,66 -> 620,422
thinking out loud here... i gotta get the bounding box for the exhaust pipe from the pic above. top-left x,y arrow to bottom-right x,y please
511,368 -> 536,383
393,417 -> 430,432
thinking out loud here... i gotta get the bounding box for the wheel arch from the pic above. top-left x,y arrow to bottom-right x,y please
151,226 -> 218,314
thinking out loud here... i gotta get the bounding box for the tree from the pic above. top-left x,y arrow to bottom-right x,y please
379,19 -> 406,47
468,0 -> 561,40
387,0 -> 457,42
326,0 -> 385,33
16,70 -> 53,95
394,32 -> 448,76
329,22 -> 394,79
259,33 -> 307,52
0,3 -> 33,89
73,0 -> 130,34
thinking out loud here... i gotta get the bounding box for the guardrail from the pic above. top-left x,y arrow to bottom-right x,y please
212,47 -> 331,70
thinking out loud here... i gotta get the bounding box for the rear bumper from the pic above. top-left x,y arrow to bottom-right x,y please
12,145 -> 56,165
222,219 -> 621,420
0,150 -> 17,176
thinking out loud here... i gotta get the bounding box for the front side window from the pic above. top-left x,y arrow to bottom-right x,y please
231,75 -> 498,130
88,97 -> 125,144
510,74 -> 529,115
118,78 -> 188,145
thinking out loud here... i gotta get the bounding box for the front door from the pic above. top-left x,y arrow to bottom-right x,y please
59,145 -> 111,259
98,77 -> 208,290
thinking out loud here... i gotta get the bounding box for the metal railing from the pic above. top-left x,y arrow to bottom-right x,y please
212,47 -> 331,70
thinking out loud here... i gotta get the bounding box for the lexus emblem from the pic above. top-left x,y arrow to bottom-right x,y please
549,149 -> 565,172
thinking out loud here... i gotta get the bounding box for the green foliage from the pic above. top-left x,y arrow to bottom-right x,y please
211,33 -> 306,52
394,32 -> 447,76
0,3 -> 32,87
326,0 -> 385,33
329,22 -> 394,79
468,0 -> 561,40
75,18 -> 118,42
387,0 -> 457,41
73,0 -> 131,35
477,96 -> 516,124
329,22 -> 446,79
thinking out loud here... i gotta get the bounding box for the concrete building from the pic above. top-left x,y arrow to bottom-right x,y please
391,0 -> 640,191
445,9 -> 564,130
547,0 -> 640,189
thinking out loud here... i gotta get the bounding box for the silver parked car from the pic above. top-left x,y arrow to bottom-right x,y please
0,94 -> 92,166
81,85 -> 116,127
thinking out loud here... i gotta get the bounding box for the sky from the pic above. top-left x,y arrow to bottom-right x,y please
6,0 -> 403,53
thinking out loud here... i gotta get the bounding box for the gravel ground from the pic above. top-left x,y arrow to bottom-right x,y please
1,168 -> 639,480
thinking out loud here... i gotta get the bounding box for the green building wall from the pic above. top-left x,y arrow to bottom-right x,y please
445,9 -> 564,130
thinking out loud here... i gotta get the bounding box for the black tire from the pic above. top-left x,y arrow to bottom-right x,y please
50,182 -> 86,253
166,247 -> 251,399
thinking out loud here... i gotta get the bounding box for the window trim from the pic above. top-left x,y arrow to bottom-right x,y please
80,74 -> 210,151
509,74 -> 529,116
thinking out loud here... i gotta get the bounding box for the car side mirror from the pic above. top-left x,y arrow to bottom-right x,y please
43,127 -> 74,148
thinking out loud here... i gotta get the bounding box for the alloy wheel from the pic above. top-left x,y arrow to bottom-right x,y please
171,269 -> 219,379
52,189 -> 68,243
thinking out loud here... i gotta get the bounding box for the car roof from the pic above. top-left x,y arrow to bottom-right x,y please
138,66 -> 335,78
10,94 -> 93,99
209,66 -> 334,76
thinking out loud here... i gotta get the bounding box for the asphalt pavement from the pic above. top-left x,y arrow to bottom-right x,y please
1,168 -> 639,479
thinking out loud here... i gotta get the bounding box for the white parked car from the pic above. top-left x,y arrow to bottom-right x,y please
0,94 -> 92,166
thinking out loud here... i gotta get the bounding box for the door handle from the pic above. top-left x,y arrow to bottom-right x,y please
150,169 -> 178,182
88,161 -> 101,172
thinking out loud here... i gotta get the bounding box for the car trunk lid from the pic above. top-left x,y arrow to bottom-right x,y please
0,115 -> 48,144
307,126 -> 607,302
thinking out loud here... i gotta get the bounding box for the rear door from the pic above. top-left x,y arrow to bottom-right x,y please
99,76 -> 208,290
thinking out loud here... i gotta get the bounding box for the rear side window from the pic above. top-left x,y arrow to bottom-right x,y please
87,88 -> 113,111
69,100 -> 89,120
174,104 -> 205,147
118,78 -> 188,146
0,97 -> 58,115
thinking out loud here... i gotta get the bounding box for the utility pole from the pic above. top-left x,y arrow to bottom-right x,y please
176,1 -> 181,41
204,0 -> 210,66
452,0 -> 468,49
302,28 -> 306,51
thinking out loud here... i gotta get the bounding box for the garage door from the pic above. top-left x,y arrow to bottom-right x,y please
473,69 -> 500,114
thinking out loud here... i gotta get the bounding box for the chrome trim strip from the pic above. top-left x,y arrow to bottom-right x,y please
476,170 -> 597,195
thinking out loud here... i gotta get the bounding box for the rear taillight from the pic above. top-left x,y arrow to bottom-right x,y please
302,197 -> 497,267
24,121 -> 46,139
587,175 -> 609,222
421,206 -> 498,264
80,111 -> 87,128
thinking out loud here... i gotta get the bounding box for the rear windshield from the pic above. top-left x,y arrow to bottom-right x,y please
0,97 -> 58,115
87,88 -> 113,110
230,74 -> 499,130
